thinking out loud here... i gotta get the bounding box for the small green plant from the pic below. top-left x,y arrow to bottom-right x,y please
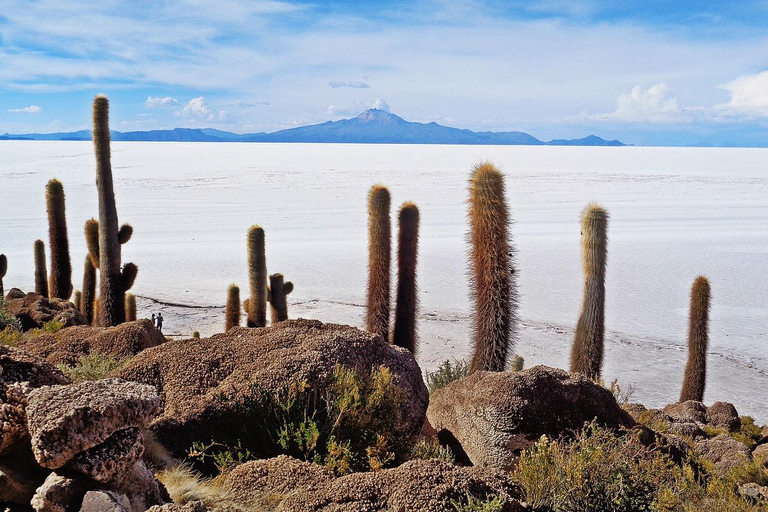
510,354 -> 524,372
410,438 -> 455,463
0,298 -> 21,333
451,493 -> 505,512
425,359 -> 469,394
41,319 -> 65,333
0,328 -> 23,347
56,352 -> 130,382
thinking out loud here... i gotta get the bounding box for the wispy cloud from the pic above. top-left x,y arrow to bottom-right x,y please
329,81 -> 370,89
8,105 -> 42,113
145,96 -> 179,107
717,71 -> 768,117
326,98 -> 390,116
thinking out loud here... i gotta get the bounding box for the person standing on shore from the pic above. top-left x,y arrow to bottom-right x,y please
156,312 -> 163,332
151,313 -> 156,327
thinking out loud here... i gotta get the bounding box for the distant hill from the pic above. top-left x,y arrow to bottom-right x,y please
1,109 -> 624,146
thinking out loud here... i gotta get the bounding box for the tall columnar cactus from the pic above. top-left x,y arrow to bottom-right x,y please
125,293 -> 137,322
225,284 -> 241,331
680,276 -> 711,402
73,290 -> 82,310
81,255 -> 97,325
0,254 -> 6,297
85,219 -> 100,268
392,202 -> 419,353
247,226 -> 267,328
46,179 -> 72,300
34,240 -> 49,298
468,163 -> 518,373
92,95 -> 138,326
570,204 -> 609,380
268,273 -> 293,324
366,185 -> 391,341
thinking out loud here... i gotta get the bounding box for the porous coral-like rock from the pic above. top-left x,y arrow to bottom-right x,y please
663,401 -> 707,424
106,461 -> 169,512
4,291 -> 86,331
427,366 -> 635,469
79,490 -> 132,512
706,402 -> 741,432
694,434 -> 752,475
114,319 -> 428,458
71,427 -> 145,482
26,378 -> 160,468
31,471 -> 89,512
276,459 -> 523,512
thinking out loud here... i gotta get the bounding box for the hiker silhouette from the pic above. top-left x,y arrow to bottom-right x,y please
151,313 -> 156,327
156,312 -> 163,332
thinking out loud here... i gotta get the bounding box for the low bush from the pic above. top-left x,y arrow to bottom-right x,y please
425,358 -> 469,393
451,492 -> 505,512
409,438 -> 455,463
56,352 -> 130,382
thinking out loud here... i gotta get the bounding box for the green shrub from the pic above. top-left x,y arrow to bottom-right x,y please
56,352 -> 130,382
451,493 -> 505,512
0,298 -> 21,333
41,319 -> 66,333
189,364 -> 412,476
426,359 -> 469,394
0,327 -> 23,347
409,438 -> 455,463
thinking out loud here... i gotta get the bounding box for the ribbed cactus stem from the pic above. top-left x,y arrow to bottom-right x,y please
0,254 -> 6,297
225,284 -> 241,331
46,179 -> 72,300
247,226 -> 267,327
93,95 -> 125,326
680,276 -> 711,402
268,273 -> 293,324
468,163 -> 517,373
392,202 -> 419,353
570,204 -> 609,380
366,185 -> 391,341
81,255 -> 97,325
84,219 -> 100,268
34,240 -> 49,298
73,290 -> 82,310
125,293 -> 137,322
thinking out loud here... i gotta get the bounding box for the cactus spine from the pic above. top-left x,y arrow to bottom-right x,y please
366,185 -> 391,341
34,240 -> 49,297
125,293 -> 137,322
73,290 -> 82,310
680,276 -> 711,402
268,274 -> 293,324
468,163 -> 517,373
46,179 -> 72,300
392,202 -> 419,353
246,226 -> 267,327
0,254 -> 6,297
225,284 -> 241,331
92,95 -> 137,326
570,204 -> 609,380
81,255 -> 97,325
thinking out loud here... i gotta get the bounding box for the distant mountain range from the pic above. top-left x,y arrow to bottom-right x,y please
0,109 -> 625,146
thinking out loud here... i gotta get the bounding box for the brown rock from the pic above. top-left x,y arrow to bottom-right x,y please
4,291 -> 86,331
753,443 -> 768,467
114,319 -> 428,458
738,482 -> 768,502
663,401 -> 707,424
106,461 -> 170,512
71,428 -> 145,483
146,502 -> 209,512
694,434 -> 752,475
0,444 -> 49,505
31,471 -> 89,512
706,402 -> 741,432
668,421 -> 706,439
427,366 -> 635,469
79,491 -> 131,512
623,403 -> 647,421
276,459 -> 523,512
223,455 -> 334,504
26,379 -> 160,469
20,320 -> 165,366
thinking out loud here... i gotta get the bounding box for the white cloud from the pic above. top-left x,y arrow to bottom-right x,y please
373,98 -> 390,112
718,71 -> 768,117
179,96 -> 227,121
594,83 -> 687,123
145,96 -> 179,107
329,81 -> 370,88
326,98 -> 391,117
8,105 -> 42,113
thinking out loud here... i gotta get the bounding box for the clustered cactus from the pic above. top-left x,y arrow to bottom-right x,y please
81,255 -> 97,325
268,273 -> 293,324
680,276 -> 711,402
33,240 -> 49,298
570,204 -> 609,380
46,179 -> 72,300
467,163 -> 518,373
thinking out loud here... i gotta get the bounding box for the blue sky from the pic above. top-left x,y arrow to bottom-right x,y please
1,0 -> 767,146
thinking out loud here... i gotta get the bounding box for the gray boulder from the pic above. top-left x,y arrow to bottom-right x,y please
663,401 -> 707,424
31,471 -> 89,512
80,491 -> 132,512
694,434 -> 752,475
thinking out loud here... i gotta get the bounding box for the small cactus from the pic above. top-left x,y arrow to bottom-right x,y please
268,273 -> 293,324
192,331 -> 200,339
570,204 -> 609,380
366,185 -> 391,341
125,293 -> 137,322
467,163 -> 518,373
680,276 -> 711,402
73,290 -> 82,310
0,254 -> 6,297
34,240 -> 49,297
46,179 -> 72,300
511,355 -> 524,372
392,202 -> 419,353
81,255 -> 97,325
225,284 -> 241,331
246,226 -> 267,328
85,219 -> 100,268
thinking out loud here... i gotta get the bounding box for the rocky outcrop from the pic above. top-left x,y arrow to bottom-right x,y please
222,455 -> 334,505
663,401 -> 708,424
80,490 -> 133,512
694,434 -> 753,475
114,319 -> 429,458
753,443 -> 768,467
276,459 -> 523,512
4,290 -> 86,331
20,319 -> 165,366
70,428 -> 145,482
26,379 -> 160,468
706,402 -> 741,432
427,366 -> 635,469
31,470 -> 89,512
